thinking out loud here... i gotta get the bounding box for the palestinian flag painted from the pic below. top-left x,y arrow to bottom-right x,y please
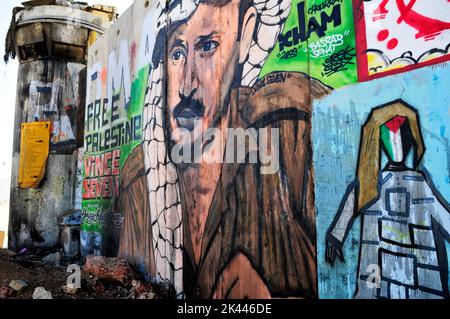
380,116 -> 409,162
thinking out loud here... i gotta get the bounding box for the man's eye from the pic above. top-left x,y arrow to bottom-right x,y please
172,49 -> 186,61
200,41 -> 218,53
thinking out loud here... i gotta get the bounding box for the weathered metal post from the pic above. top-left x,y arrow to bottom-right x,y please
6,0 -> 116,250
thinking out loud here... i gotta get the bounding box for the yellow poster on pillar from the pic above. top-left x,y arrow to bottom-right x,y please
0,231 -> 4,248
19,121 -> 51,188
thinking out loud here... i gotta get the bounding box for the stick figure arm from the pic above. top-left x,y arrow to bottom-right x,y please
329,182 -> 358,243
326,182 -> 358,264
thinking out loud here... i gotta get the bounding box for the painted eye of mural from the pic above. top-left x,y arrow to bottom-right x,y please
171,49 -> 186,61
197,40 -> 219,54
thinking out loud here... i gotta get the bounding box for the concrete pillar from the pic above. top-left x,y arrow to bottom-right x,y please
7,0 -> 116,249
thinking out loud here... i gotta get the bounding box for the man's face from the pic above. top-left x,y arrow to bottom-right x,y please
167,0 -> 241,143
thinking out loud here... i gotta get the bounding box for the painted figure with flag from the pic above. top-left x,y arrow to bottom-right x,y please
326,100 -> 450,299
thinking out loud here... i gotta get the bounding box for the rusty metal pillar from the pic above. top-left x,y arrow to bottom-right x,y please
6,0 -> 116,250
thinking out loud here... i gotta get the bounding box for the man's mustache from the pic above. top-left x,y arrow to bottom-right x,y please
173,91 -> 205,119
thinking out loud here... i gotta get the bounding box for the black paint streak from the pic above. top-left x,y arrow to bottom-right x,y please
321,46 -> 356,77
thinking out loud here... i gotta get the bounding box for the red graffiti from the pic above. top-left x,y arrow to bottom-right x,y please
83,150 -> 120,200
84,150 -> 120,178
358,0 -> 450,81
130,42 -> 137,74
386,37 -> 398,49
377,29 -> 389,41
82,175 -> 119,199
377,29 -> 399,50
373,0 -> 390,21
100,67 -> 108,88
396,0 -> 450,40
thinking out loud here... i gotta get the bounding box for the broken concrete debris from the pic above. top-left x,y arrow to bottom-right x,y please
9,279 -> 29,293
42,251 -> 62,266
62,283 -> 79,295
127,280 -> 156,300
0,249 -> 17,257
84,256 -> 134,287
32,287 -> 53,299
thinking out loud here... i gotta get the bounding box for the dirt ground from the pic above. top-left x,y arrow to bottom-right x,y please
0,248 -> 168,299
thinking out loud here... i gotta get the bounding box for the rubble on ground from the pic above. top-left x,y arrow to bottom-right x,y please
1,250 -> 16,257
62,283 -> 79,295
128,279 -> 156,299
9,279 -> 28,292
84,255 -> 134,287
42,252 -> 62,266
0,286 -> 14,299
0,248 -> 170,299
32,287 -> 53,299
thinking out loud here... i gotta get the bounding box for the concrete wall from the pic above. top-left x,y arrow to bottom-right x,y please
0,180 -> 10,248
0,1 -> 20,249
83,0 -> 450,299
8,1 -> 115,250
9,60 -> 86,248
82,2 -> 147,257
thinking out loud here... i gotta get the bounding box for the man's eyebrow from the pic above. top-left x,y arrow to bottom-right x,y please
195,32 -> 218,44
170,39 -> 187,51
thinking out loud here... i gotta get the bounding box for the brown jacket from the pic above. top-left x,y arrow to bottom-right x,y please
117,145 -> 156,279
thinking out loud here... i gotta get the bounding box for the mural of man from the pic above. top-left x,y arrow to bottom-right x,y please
119,0 -> 331,299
